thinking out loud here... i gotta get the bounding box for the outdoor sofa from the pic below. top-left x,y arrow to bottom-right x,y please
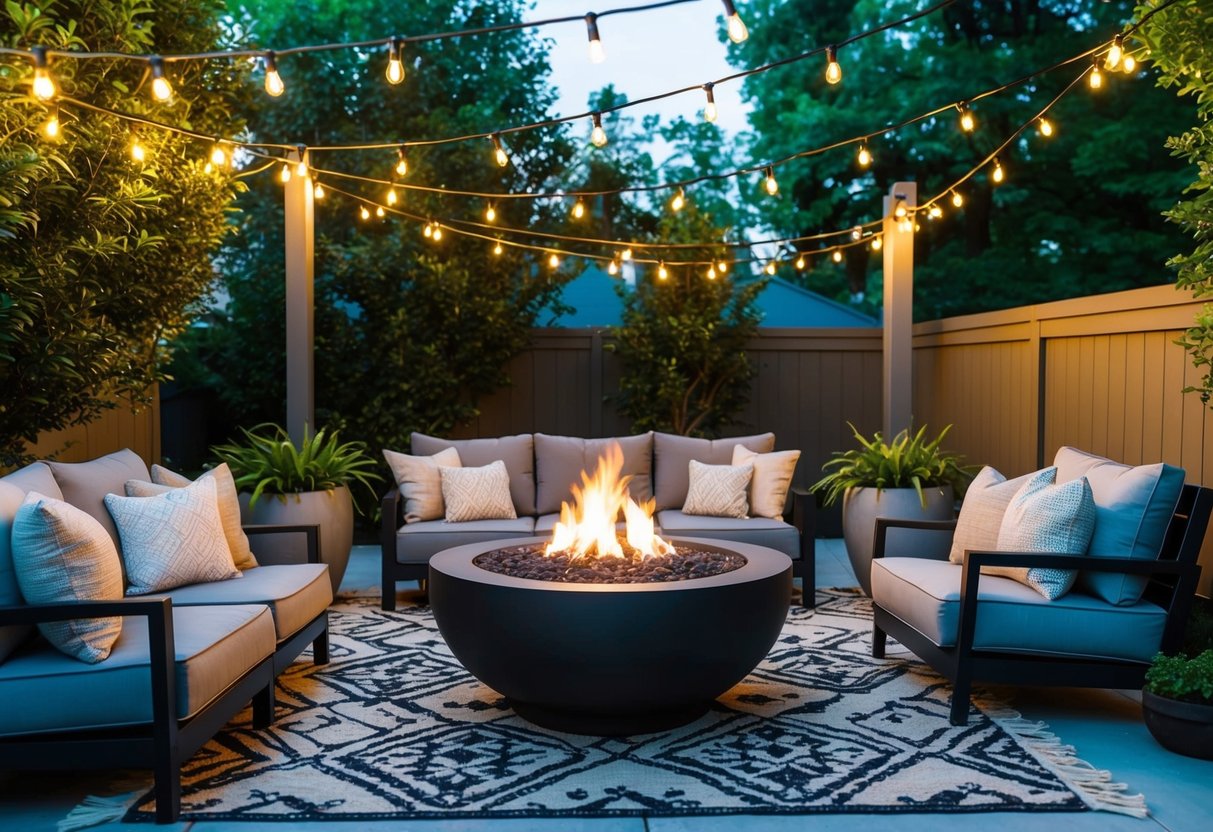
381,431 -> 816,609
0,449 -> 333,823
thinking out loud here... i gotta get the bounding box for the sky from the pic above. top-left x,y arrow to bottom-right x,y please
528,0 -> 752,161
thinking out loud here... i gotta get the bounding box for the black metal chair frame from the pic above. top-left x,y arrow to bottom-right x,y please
870,483 -> 1213,725
243,523 -> 330,671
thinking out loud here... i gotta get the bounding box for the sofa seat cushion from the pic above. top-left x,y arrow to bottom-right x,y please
871,557 -> 1167,663
656,510 -> 800,559
535,514 -> 635,535
395,517 -> 536,563
0,603 -> 274,736
45,449 -> 150,549
155,564 -> 332,642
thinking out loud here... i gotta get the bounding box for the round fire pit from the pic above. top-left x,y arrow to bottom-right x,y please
429,537 -> 792,735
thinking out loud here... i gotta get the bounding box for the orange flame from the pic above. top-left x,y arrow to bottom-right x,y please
545,444 -> 674,559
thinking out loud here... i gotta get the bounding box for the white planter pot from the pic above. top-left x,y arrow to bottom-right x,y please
240,485 -> 354,595
842,485 -> 954,596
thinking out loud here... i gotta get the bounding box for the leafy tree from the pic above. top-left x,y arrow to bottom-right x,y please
732,0 -> 1192,319
1136,0 -> 1213,405
0,0 -> 246,469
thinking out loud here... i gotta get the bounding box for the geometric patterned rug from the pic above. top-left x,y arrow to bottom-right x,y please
118,589 -> 1145,822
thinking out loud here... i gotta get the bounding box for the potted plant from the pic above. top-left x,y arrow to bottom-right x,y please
812,423 -> 972,596
213,423 -> 381,594
1142,650 -> 1213,759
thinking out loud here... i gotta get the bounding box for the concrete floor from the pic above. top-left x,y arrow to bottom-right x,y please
2,541 -> 1210,831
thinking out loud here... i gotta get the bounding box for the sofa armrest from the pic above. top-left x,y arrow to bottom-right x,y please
790,487 -> 815,536
242,523 -> 321,564
873,517 -> 957,560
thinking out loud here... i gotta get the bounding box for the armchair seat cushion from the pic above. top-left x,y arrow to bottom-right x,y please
656,510 -> 800,559
395,517 -> 535,563
0,603 -> 274,736
155,564 -> 332,642
871,557 -> 1167,663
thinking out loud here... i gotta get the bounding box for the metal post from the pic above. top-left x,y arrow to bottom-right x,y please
284,147 -> 315,446
882,181 -> 916,439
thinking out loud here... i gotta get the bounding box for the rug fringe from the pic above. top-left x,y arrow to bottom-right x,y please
59,779 -> 149,832
981,702 -> 1149,818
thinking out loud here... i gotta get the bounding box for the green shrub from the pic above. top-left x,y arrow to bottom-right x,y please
1145,650 -> 1213,704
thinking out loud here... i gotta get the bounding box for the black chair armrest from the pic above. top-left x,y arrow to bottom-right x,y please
242,523 -> 320,564
962,550 -> 1196,577
873,516 -> 958,559
790,487 -> 815,536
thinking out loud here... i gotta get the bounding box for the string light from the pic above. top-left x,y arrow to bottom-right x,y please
825,45 -> 842,85
493,240 -> 504,256
385,37 -> 405,85
764,166 -> 779,196
30,47 -> 55,101
1037,116 -> 1055,137
149,56 -> 172,101
359,205 -> 371,220
485,203 -> 497,222
572,198 -> 586,219
893,199 -> 908,219
423,221 -> 433,237
621,248 -> 633,261
702,83 -> 718,123
395,147 -> 408,176
263,50 -> 285,97
376,205 -> 386,218
671,188 -> 686,212
717,260 -> 728,274
850,225 -> 862,241
832,249 -> 843,263
313,182 -> 325,199
548,252 -> 560,268
129,132 -> 147,163
706,265 -> 717,280
294,146 -> 309,177
491,134 -> 509,167
1105,35 -> 1123,70
857,143 -> 872,167
721,0 -> 748,44
992,156 -> 1005,184
795,255 -> 806,270
585,13 -> 605,64
42,106 -> 59,139
951,189 -> 964,208
658,261 -> 669,280
1122,53 -> 1137,73
209,142 -> 227,167
590,112 -> 608,148
279,162 -> 292,184
385,185 -> 398,206
432,223 -> 442,239
957,101 -> 976,133
928,204 -> 943,219
764,261 -> 776,275
871,235 -> 883,251
1089,56 -> 1103,90
608,260 -> 619,275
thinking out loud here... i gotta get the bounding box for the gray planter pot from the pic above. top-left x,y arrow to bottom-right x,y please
240,485 -> 354,595
1142,689 -> 1213,760
842,485 -> 954,596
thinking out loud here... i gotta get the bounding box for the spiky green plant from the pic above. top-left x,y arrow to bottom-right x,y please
811,423 -> 973,508
212,423 -> 380,510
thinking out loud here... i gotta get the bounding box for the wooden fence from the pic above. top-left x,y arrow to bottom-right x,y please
22,392 -> 160,465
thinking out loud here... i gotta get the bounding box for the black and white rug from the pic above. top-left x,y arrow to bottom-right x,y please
113,589 -> 1144,822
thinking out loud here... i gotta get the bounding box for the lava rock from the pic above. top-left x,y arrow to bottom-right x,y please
473,541 -> 746,584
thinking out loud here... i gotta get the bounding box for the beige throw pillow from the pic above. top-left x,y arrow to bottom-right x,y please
136,463 -> 258,569
11,492 -> 124,663
105,477 -> 241,595
948,466 -> 1037,564
384,446 -> 462,523
731,446 -> 800,519
682,460 -> 753,519
440,461 -> 517,522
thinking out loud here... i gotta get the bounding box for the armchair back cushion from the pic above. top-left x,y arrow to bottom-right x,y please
653,432 -> 774,511
45,449 -> 150,549
534,432 -> 653,515
1053,447 -> 1185,605
412,433 -> 536,516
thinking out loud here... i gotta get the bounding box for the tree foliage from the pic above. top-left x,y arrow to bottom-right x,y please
1135,0 -> 1213,405
0,0 -> 246,468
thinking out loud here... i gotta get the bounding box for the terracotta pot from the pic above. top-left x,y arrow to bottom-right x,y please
240,485 -> 353,595
1142,689 -> 1213,760
842,485 -> 954,596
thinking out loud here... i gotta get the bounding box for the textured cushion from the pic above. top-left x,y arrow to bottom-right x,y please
395,517 -> 536,563
144,463 -> 258,569
11,493 -> 124,663
0,603 -> 274,735
987,468 -> 1095,600
682,461 -> 752,518
105,478 -> 241,596
872,557 -> 1168,663
159,563 -> 331,641
949,466 -> 1037,564
653,432 -> 774,510
411,432 -> 536,516
440,461 -> 518,522
0,481 -> 32,664
731,445 -> 800,519
383,446 -> 462,524
1053,447 -> 1186,606
656,510 -> 801,559
535,432 -> 654,515
45,449 -> 150,549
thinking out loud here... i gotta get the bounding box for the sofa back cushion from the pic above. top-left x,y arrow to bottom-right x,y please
411,433 -> 536,516
653,432 -> 775,511
1053,447 -> 1186,606
2,462 -> 63,502
534,433 -> 653,515
0,480 -> 33,664
45,449 -> 150,550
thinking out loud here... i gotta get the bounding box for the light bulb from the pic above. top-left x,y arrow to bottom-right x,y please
295,159 -> 308,178
385,37 -> 405,85
717,260 -> 727,273
825,45 -> 842,85
894,201 -> 907,219
43,109 -> 59,139
432,225 -> 442,240
360,205 -> 371,220
585,14 -> 605,63
549,253 -> 560,269
279,163 -> 291,184
795,256 -> 806,270
313,183 -> 325,199
491,134 -> 509,167
722,1 -> 748,43
31,48 -> 54,100
764,167 -> 778,196
1038,117 -> 1054,137
149,57 -> 172,101
395,148 -> 408,177
572,199 -> 586,219
898,218 -> 913,233
764,261 -> 776,275
671,188 -> 685,212
857,144 -> 872,167
493,241 -> 503,256
1122,54 -> 1137,73
992,157 -> 1004,184
376,206 -> 386,218
928,205 -> 943,219
486,204 -> 497,222
264,51 -> 284,97
1106,36 -> 1123,70
706,266 -> 716,280
209,144 -> 226,167
423,223 -> 433,238
658,262 -> 669,280
851,225 -> 863,241
832,249 -> 843,263
608,260 -> 619,276
130,136 -> 146,163
871,236 -> 883,251
386,187 -> 397,206
1090,58 -> 1103,90
958,102 -> 976,133
621,248 -> 633,261
590,112 -> 608,148
703,84 -> 717,123
951,190 -> 964,208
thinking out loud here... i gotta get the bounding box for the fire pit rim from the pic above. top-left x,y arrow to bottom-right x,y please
430,536 -> 791,593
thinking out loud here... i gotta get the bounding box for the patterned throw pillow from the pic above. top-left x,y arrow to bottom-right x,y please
105,477 -> 241,595
731,446 -> 800,519
440,461 -> 517,523
11,492 -> 124,663
383,446 -> 462,523
988,468 -> 1096,600
948,466 -> 1038,564
682,460 -> 753,519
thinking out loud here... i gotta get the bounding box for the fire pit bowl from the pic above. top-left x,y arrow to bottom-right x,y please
429,537 -> 792,735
